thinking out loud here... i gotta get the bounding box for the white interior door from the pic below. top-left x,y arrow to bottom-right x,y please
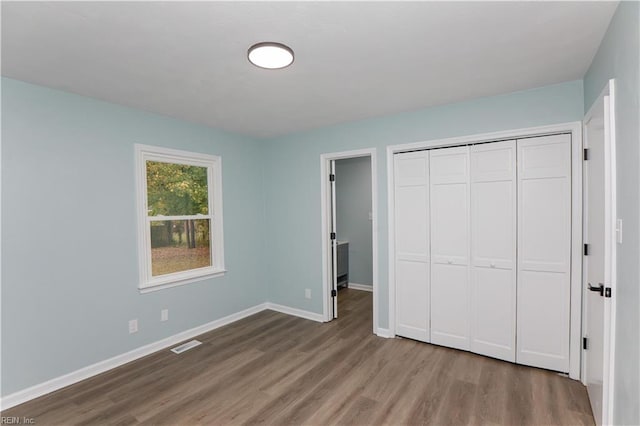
430,146 -> 470,351
470,141 -> 517,362
516,134 -> 572,372
394,151 -> 430,342
584,110 -> 606,425
583,86 -> 616,426
330,160 -> 338,319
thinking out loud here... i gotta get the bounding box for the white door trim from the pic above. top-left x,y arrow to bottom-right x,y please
387,121 -> 583,379
320,148 -> 379,334
330,159 -> 338,318
582,79 -> 617,425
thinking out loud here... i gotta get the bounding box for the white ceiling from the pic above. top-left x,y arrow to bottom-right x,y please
1,1 -> 617,139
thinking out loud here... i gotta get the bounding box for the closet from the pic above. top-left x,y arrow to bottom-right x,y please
393,134 -> 571,373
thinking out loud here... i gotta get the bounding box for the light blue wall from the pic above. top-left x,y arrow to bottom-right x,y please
264,80 -> 584,326
584,2 -> 640,424
1,76 -> 589,399
0,78 -> 266,396
335,157 -> 373,286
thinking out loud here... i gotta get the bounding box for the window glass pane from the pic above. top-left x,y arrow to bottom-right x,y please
146,161 -> 209,216
150,219 -> 211,276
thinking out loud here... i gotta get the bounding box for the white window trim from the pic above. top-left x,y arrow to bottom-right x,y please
135,144 -> 225,293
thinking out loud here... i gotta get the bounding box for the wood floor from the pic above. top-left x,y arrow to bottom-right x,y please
3,288 -> 594,425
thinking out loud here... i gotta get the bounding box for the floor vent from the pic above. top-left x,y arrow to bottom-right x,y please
170,340 -> 202,354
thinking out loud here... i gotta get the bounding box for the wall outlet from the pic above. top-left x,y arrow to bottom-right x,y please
305,288 -> 311,299
161,309 -> 169,322
368,211 -> 373,221
128,319 -> 138,334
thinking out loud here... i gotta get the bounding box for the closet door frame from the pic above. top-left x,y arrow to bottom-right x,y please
387,121 -> 583,380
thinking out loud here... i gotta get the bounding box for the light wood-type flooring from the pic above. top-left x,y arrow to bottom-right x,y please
3,288 -> 594,425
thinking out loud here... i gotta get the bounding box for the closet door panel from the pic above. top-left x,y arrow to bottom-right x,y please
472,267 -> 514,356
518,270 -> 569,363
517,135 -> 571,372
470,141 -> 516,362
396,261 -> 430,341
520,178 -> 571,272
430,146 -> 470,350
430,183 -> 468,265
396,185 -> 429,258
431,263 -> 469,348
472,180 -> 514,267
394,152 -> 430,342
430,151 -> 469,184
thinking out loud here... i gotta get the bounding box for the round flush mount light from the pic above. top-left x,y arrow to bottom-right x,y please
248,42 -> 294,69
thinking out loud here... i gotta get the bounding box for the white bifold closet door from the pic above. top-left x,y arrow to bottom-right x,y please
516,134 -> 572,372
394,151 -> 430,342
470,141 -> 517,362
393,134 -> 571,373
430,146 -> 470,351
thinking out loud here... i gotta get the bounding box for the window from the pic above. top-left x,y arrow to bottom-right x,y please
135,144 -> 225,292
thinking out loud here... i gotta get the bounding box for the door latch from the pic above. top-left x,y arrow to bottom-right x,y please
588,283 -> 604,297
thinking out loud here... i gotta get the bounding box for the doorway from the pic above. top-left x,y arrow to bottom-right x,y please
320,149 -> 378,334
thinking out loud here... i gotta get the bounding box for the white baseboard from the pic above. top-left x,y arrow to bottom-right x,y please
0,302 -> 268,410
348,283 -> 373,292
265,302 -> 325,323
375,328 -> 395,338
1,301 -> 326,409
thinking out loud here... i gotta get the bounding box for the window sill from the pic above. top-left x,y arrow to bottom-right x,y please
139,269 -> 227,294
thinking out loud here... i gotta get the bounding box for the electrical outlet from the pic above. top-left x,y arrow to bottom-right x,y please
161,309 -> 169,322
305,288 -> 311,299
368,211 -> 373,221
129,319 -> 138,334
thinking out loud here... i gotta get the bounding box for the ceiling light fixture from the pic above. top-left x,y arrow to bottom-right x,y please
248,42 -> 294,70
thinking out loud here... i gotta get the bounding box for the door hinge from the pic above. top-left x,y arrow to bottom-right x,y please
330,232 -> 336,240
583,337 -> 588,350
583,148 -> 590,161
605,287 -> 612,298
329,174 -> 335,182
584,244 -> 590,256
331,289 -> 337,297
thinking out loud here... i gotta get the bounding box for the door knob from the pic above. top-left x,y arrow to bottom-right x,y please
490,262 -> 496,268
447,259 -> 453,264
588,283 -> 604,297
